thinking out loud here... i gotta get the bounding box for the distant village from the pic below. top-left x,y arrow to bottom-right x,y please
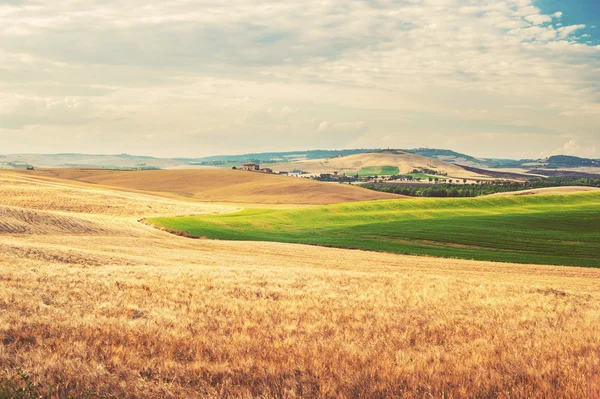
235,163 -> 310,177
233,163 -> 525,187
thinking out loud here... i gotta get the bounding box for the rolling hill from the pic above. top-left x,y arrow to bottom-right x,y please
24,168 -> 397,205
267,150 -> 495,179
149,192 -> 600,268
3,169 -> 600,398
0,153 -> 187,169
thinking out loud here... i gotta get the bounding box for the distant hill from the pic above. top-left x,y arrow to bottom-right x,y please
404,149 -> 600,169
0,153 -> 187,169
2,149 -> 598,171
403,148 -> 488,167
266,150 -> 496,179
544,155 -> 600,168
181,149 -> 381,165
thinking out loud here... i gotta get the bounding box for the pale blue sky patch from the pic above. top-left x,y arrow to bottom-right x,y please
534,0 -> 600,44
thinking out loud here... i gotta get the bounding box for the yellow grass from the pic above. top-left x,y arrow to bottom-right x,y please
22,168 -> 397,205
1,171 -> 600,398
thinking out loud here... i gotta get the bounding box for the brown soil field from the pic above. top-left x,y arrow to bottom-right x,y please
2,172 -> 600,398
491,186 -> 600,197
268,151 -> 489,179
22,168 -> 398,205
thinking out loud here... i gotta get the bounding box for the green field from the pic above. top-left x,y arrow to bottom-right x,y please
357,165 -> 400,176
148,193 -> 600,267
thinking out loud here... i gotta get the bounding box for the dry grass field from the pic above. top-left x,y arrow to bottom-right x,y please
2,170 -> 600,398
24,168 -> 397,205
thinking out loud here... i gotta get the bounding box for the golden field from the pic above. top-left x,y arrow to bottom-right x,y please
1,170 -> 600,398
24,168 -> 397,205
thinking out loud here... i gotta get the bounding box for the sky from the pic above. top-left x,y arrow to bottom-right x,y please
0,0 -> 599,159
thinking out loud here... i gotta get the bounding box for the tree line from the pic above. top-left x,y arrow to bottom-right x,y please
362,177 -> 600,198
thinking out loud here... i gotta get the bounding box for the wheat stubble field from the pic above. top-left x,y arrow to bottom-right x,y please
1,170 -> 600,398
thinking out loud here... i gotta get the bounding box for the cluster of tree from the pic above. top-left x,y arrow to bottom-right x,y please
528,177 -> 600,188
390,174 -> 454,182
314,174 -> 360,182
363,182 -> 525,197
363,177 -> 600,198
412,168 -> 445,176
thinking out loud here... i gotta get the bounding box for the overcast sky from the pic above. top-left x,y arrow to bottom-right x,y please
0,0 -> 599,159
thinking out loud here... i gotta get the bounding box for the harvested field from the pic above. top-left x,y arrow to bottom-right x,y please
2,172 -> 600,398
0,171 -> 233,217
21,168 -> 397,205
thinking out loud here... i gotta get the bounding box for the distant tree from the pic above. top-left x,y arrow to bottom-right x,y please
232,166 -> 237,170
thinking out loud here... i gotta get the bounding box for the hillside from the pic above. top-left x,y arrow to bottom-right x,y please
0,153 -> 187,169
185,149 -> 380,164
2,171 -> 600,397
25,168 -> 397,205
149,193 -> 600,268
4,150 -> 599,173
268,150 -> 493,180
404,148 -> 488,167
545,155 -> 600,168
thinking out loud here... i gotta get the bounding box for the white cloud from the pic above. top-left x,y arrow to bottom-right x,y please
524,14 -> 552,25
558,24 -> 587,38
0,0 -> 598,158
552,140 -> 598,157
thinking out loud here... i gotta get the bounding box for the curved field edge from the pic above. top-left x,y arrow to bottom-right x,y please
147,193 -> 600,268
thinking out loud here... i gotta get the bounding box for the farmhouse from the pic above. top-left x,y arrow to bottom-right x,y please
260,168 -> 273,174
242,163 -> 260,171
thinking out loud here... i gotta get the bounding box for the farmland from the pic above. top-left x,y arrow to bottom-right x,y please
2,170 -> 600,398
26,168 -> 396,205
356,165 -> 400,176
149,193 -> 600,268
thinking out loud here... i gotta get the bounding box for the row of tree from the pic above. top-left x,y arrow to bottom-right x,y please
363,177 -> 600,198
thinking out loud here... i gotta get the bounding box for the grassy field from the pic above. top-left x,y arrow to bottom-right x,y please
4,171 -> 600,398
149,192 -> 600,268
357,165 -> 400,176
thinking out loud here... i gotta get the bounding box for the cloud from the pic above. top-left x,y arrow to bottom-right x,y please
524,14 -> 552,25
553,140 -> 598,157
0,0 -> 598,158
0,96 -> 97,129
311,121 -> 368,147
558,24 -> 587,38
